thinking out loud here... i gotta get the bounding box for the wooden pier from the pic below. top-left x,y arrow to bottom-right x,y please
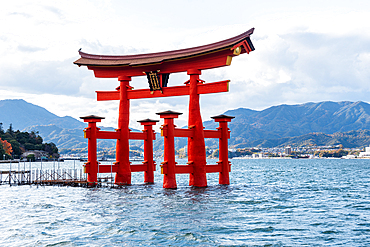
0,169 -> 88,186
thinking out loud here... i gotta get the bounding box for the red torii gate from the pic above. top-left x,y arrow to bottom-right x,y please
74,28 -> 255,188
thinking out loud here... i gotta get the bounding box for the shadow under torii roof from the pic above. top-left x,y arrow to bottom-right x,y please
74,28 -> 255,78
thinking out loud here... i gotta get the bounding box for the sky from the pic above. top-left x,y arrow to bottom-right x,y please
1,0 -> 370,130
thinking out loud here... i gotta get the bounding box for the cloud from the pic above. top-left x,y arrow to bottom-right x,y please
0,59 -> 88,96
17,45 -> 46,53
1,0 -> 370,131
194,29 -> 370,112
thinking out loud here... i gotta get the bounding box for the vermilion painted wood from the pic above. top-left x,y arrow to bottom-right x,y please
197,80 -> 229,95
115,78 -> 131,185
204,130 -> 221,139
232,40 -> 252,54
97,164 -> 118,173
162,128 -> 223,139
158,112 -> 179,189
205,164 -> 222,173
81,118 -> 102,185
96,163 -> 154,173
78,29 -> 252,187
170,164 -> 223,174
128,132 -> 146,140
74,29 -> 255,75
96,131 -> 120,140
94,162 -> 222,174
174,165 -> 193,174
96,80 -> 229,101
174,128 -> 194,138
139,120 -> 158,183
213,116 -> 234,185
187,69 -> 207,187
161,128 -> 194,138
130,164 -> 148,172
87,49 -> 234,78
89,130 -> 156,140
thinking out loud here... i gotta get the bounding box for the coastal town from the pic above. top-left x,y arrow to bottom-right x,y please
57,145 -> 370,161
227,145 -> 370,159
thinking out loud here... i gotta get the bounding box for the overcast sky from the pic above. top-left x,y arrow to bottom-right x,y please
1,0 -> 370,130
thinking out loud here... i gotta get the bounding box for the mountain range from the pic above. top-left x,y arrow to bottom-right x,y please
203,101 -> 370,148
0,99 -> 86,130
0,99 -> 101,149
1,99 -> 370,151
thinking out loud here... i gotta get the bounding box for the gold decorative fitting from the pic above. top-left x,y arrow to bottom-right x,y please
226,56 -> 233,66
233,46 -> 242,56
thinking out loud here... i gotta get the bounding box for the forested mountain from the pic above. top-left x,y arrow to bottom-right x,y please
234,130 -> 370,148
203,101 -> 370,148
2,99 -> 370,150
0,99 -> 115,150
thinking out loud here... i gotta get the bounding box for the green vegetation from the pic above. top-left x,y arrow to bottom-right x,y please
314,149 -> 350,158
0,123 -> 59,160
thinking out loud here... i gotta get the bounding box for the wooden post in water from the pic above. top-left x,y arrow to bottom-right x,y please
211,115 -> 234,185
157,111 -> 182,189
137,119 -> 159,184
80,115 -> 105,186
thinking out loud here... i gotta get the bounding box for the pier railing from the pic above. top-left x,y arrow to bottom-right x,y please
0,169 -> 86,186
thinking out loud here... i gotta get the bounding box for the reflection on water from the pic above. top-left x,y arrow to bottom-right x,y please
0,159 -> 369,246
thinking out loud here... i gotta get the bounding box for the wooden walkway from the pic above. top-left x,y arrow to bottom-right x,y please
0,169 -> 93,187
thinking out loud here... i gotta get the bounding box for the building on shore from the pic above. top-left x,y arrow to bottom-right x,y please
21,150 -> 49,160
359,146 -> 370,158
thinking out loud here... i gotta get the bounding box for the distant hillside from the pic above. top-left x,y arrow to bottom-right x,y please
22,124 -> 118,149
0,99 -> 116,149
2,99 -> 370,150
203,101 -> 370,148
234,130 -> 370,148
0,99 -> 85,130
0,99 -> 147,150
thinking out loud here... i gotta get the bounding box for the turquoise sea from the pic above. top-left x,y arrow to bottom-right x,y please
1,159 -> 369,246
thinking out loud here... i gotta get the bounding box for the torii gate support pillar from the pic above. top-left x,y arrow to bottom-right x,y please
158,111 -> 182,189
211,115 -> 235,185
80,115 -> 104,186
138,119 -> 159,184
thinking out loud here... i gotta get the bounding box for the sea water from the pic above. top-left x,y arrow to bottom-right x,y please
0,159 -> 369,246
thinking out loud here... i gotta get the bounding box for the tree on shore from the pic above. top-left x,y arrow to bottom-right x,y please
0,123 -> 59,159
0,138 -> 13,159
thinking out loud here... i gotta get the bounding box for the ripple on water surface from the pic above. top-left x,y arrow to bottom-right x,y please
0,159 -> 369,246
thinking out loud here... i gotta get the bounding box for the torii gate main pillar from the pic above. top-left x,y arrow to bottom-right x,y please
115,75 -> 131,185
187,69 -> 207,187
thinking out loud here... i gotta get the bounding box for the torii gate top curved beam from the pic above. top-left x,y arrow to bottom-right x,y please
74,28 -> 255,78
